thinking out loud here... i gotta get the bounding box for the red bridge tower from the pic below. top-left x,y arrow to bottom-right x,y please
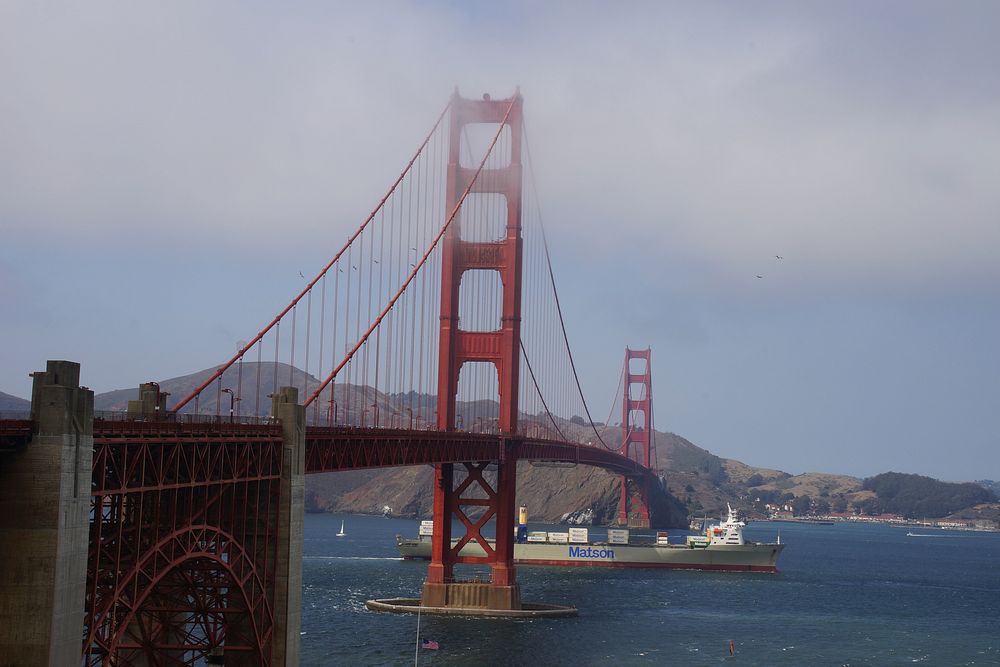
619,347 -> 654,528
422,90 -> 524,610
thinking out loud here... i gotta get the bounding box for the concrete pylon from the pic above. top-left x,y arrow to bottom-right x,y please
126,382 -> 167,418
270,386 -> 304,666
0,361 -> 93,666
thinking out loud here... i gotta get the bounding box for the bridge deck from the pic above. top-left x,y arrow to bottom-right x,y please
1,418 -> 651,479
0,419 -> 32,453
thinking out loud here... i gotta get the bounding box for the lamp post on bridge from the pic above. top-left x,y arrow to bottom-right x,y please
221,388 -> 235,423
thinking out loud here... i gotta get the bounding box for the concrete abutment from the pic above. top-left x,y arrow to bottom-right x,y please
0,363 -> 308,666
0,361 -> 93,666
270,386 -> 305,666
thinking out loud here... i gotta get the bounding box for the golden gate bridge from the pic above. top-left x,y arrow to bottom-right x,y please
0,90 -> 660,665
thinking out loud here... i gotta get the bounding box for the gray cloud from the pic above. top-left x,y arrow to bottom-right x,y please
3,1 -> 998,479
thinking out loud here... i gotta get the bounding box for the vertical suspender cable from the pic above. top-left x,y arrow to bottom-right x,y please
524,122 -> 612,450
169,100 -> 450,414
303,96 -> 518,408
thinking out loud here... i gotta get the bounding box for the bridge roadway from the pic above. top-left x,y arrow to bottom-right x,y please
1,415 -> 651,495
0,417 -> 648,477
303,425 -> 649,476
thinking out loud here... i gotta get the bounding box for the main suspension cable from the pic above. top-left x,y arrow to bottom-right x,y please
519,340 -> 569,441
305,96 -> 519,407
171,100 -> 453,414
523,121 -> 613,450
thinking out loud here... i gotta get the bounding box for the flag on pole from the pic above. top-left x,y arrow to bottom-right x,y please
421,638 -> 440,650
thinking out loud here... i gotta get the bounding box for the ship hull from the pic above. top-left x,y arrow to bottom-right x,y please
396,538 -> 783,573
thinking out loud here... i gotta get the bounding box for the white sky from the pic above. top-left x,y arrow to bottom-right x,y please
2,1 -> 998,481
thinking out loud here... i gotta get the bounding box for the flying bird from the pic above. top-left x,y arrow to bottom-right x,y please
756,274 -> 763,279
775,255 -> 783,260
299,271 -> 305,278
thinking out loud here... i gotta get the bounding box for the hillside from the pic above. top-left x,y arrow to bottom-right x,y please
747,470 -> 863,501
307,462 -> 685,527
861,472 -> 997,518
0,391 -> 30,412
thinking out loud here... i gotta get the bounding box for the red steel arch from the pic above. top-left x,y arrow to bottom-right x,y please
86,525 -> 271,665
86,420 -> 283,665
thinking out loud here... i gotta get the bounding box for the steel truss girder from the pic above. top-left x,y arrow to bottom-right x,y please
0,419 -> 32,452
86,428 -> 282,666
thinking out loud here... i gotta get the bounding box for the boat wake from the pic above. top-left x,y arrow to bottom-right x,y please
906,532 -> 968,538
304,556 -> 404,561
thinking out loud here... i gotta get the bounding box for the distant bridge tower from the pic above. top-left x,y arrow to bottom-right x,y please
619,348 -> 653,528
423,90 -> 524,610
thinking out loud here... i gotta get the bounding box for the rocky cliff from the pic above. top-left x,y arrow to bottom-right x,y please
306,460 -> 688,528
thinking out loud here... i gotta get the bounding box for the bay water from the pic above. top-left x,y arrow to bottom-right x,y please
301,513 -> 1000,666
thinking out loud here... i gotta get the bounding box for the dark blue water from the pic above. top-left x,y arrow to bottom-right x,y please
301,514 -> 1000,666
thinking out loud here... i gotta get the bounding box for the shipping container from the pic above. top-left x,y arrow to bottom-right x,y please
608,528 -> 630,545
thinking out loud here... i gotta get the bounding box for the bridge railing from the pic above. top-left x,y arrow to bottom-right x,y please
93,410 -> 275,426
0,417 -> 33,452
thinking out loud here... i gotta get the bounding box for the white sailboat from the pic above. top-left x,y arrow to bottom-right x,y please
336,520 -> 346,537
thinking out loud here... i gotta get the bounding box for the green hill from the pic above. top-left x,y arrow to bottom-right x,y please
0,391 -> 30,412
862,472 -> 997,518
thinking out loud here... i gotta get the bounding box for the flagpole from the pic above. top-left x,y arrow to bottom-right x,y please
414,601 -> 422,666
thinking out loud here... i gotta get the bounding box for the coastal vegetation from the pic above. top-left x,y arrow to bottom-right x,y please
860,472 -> 997,519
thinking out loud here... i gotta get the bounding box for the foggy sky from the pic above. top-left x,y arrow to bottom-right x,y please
2,1 -> 998,481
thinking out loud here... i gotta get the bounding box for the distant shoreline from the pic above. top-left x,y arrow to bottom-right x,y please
757,517 -> 999,533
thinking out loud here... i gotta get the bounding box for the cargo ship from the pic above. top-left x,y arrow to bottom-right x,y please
397,505 -> 784,573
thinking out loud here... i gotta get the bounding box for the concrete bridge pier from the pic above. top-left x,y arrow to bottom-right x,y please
0,361 -> 93,666
270,386 -> 305,666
